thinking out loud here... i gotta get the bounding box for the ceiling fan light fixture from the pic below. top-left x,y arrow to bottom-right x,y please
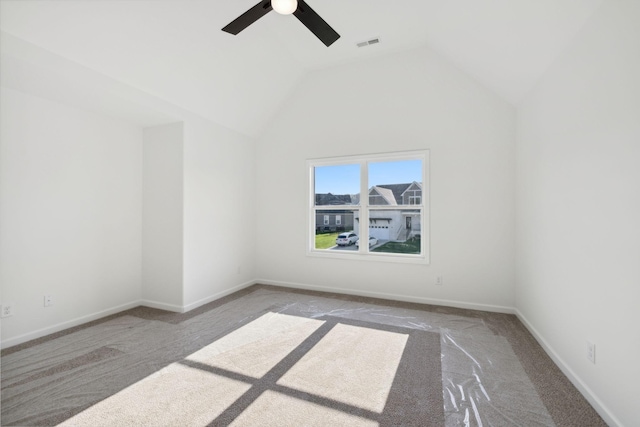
271,0 -> 298,15
222,0 -> 339,46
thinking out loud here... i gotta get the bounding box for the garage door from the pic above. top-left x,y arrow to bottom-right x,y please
369,226 -> 390,241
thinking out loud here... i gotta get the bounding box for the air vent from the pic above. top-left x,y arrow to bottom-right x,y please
356,37 -> 381,48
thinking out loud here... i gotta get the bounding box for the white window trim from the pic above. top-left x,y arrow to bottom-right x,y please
307,150 -> 430,264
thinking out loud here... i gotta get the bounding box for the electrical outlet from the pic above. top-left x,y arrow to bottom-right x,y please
587,341 -> 596,364
1,303 -> 14,318
44,295 -> 53,307
435,276 -> 443,286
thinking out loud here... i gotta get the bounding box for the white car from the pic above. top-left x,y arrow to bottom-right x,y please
336,232 -> 358,246
356,236 -> 378,247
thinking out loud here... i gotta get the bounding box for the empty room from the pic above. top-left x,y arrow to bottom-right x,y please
0,0 -> 638,426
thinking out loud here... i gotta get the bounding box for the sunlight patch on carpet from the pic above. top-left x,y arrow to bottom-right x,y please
58,363 -> 251,427
229,390 -> 379,426
186,312 -> 325,378
277,323 -> 408,413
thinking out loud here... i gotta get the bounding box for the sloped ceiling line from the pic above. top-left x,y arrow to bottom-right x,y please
0,0 -> 604,136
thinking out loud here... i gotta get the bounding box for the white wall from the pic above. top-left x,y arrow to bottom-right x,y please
516,1 -> 640,425
0,31 -> 259,347
0,87 -> 142,345
182,117 -> 256,310
142,122 -> 184,310
143,115 -> 257,313
255,46 -> 517,311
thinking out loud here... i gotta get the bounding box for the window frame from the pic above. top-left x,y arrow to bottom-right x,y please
409,196 -> 422,205
308,150 -> 430,264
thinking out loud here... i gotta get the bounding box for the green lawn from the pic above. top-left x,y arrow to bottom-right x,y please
373,237 -> 421,254
315,232 -> 341,249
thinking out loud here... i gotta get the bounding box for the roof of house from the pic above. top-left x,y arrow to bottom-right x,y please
370,186 -> 398,206
375,184 -> 413,205
315,193 -> 354,205
316,182 -> 422,206
376,182 -> 422,204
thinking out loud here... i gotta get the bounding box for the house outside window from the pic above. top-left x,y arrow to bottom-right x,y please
309,151 -> 429,263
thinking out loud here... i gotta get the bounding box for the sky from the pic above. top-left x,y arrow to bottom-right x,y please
315,160 -> 422,194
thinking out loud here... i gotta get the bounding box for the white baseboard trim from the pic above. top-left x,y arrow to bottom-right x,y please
139,299 -> 184,313
1,281 -> 258,349
181,280 -> 257,313
1,300 -> 142,349
515,309 -> 621,427
256,279 -> 515,314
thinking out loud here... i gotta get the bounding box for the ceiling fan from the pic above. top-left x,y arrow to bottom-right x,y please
222,0 -> 340,47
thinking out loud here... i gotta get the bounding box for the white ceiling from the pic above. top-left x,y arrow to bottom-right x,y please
0,0 -> 604,136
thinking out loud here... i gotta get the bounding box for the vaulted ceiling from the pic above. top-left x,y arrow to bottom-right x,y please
0,0 -> 604,137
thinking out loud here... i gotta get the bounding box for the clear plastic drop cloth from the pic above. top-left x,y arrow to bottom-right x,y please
1,286 -> 556,426
441,329 -> 555,426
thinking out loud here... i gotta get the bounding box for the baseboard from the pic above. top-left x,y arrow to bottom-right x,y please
256,278 -> 515,314
139,299 -> 184,313
515,309 -> 621,427
181,280 -> 257,313
1,281 -> 258,350
1,300 -> 142,349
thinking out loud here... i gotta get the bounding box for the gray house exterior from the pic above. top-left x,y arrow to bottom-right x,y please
314,193 -> 357,233
364,181 -> 422,241
314,210 -> 355,233
315,182 -> 422,240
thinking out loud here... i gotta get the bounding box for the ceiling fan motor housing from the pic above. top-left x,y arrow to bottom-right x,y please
222,0 -> 340,47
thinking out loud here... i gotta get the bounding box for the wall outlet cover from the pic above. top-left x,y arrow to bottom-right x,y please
1,303 -> 14,318
587,341 -> 596,364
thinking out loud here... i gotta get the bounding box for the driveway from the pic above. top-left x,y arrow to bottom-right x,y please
329,240 -> 388,251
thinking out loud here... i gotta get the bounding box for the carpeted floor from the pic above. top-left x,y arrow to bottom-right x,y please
0,284 -> 606,426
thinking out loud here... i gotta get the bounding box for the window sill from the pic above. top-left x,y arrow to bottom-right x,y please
307,249 -> 429,265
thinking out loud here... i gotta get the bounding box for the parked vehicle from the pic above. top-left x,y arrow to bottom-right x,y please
356,236 -> 378,247
336,232 -> 358,246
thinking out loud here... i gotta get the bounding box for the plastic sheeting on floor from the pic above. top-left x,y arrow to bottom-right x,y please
1,286 -> 559,426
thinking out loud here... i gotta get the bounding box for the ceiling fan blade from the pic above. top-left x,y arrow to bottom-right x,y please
222,0 -> 272,35
294,0 -> 340,47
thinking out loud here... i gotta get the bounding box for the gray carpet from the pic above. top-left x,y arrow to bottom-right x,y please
0,284 -> 606,426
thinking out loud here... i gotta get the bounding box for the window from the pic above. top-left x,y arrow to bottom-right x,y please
309,151 -> 429,263
323,215 -> 330,225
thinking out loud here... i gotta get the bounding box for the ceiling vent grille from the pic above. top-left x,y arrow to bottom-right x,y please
356,37 -> 380,48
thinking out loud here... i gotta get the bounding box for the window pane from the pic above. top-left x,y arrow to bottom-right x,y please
368,160 -> 422,206
310,151 -> 428,262
315,164 -> 360,206
367,209 -> 421,255
314,209 -> 359,251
